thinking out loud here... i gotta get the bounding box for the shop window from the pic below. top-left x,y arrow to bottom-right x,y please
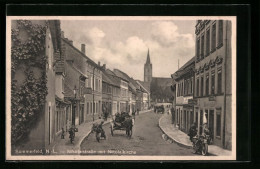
211,71 -> 215,94
216,110 -> 221,137
211,23 -> 216,52
217,68 -> 222,94
206,28 -> 210,56
195,111 -> 198,125
56,111 -> 59,133
218,20 -> 223,47
199,110 -> 203,135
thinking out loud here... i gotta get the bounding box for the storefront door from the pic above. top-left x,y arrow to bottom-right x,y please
209,110 -> 215,143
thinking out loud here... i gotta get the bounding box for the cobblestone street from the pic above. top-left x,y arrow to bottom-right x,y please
80,111 -> 196,156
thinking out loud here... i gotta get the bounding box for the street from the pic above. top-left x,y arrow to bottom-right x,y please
80,110 -> 196,156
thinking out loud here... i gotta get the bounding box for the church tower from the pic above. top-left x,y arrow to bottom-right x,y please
144,49 -> 152,83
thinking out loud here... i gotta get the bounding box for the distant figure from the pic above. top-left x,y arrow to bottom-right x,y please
132,110 -> 136,120
188,123 -> 197,142
171,108 -> 175,124
61,128 -> 65,139
137,109 -> 139,115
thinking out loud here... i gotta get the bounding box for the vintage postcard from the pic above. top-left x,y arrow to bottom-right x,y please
6,16 -> 236,161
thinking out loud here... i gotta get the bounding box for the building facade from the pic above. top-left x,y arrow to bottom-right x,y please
11,20 -> 61,150
174,57 -> 195,134
194,20 -> 232,149
61,35 -> 103,125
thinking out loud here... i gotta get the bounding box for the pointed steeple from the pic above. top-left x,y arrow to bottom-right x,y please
146,48 -> 151,64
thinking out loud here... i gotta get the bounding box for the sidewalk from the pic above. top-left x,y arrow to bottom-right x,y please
159,113 -> 232,156
51,109 -> 152,155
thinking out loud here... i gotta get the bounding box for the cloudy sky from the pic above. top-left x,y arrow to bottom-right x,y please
61,19 -> 196,80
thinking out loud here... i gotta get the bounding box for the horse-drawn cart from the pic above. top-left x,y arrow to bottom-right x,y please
110,112 -> 134,138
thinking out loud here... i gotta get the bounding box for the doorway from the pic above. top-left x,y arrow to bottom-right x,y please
209,110 -> 215,143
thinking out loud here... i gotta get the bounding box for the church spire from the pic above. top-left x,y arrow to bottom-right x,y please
146,48 -> 151,64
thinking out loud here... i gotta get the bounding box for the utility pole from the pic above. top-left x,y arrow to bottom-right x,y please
178,59 -> 179,69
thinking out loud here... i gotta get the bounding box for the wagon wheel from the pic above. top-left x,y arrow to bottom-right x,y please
110,126 -> 114,136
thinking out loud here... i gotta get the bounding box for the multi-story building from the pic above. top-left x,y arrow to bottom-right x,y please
11,20 -> 61,150
136,80 -> 150,111
61,34 -> 103,124
194,20 -> 232,149
173,57 -> 195,133
113,69 -> 130,113
105,69 -> 122,115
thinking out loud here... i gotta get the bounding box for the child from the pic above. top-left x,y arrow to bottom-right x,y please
61,128 -> 65,139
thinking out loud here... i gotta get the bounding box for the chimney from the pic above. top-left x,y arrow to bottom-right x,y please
81,44 -> 85,54
69,40 -> 73,45
61,31 -> 64,38
102,64 -> 106,70
98,61 -> 100,66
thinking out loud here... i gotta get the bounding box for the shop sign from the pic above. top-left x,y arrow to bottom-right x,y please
209,96 -> 216,101
188,99 -> 198,105
183,96 -> 193,104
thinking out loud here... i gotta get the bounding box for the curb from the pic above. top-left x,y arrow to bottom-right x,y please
77,120 -> 111,154
158,115 -> 192,149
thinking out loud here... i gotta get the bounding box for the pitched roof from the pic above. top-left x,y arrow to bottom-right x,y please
136,80 -> 150,94
171,56 -> 195,80
113,69 -> 129,82
66,60 -> 87,79
105,69 -> 121,87
136,80 -> 150,92
61,37 -> 101,70
102,70 -> 119,87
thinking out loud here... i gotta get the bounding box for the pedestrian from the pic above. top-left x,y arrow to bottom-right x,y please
132,110 -> 136,120
61,128 -> 65,139
171,108 -> 175,124
137,109 -> 139,115
188,123 -> 197,142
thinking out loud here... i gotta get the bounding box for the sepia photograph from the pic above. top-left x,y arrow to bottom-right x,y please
6,16 -> 236,161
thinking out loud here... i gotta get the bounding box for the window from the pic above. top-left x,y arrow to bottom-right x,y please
91,102 -> 93,113
62,78 -> 64,93
87,102 -> 89,114
176,109 -> 179,124
211,71 -> 215,94
201,76 -> 204,96
216,110 -> 221,137
217,68 -> 222,94
196,38 -> 200,61
196,78 -> 199,97
201,34 -> 204,59
206,29 -> 210,56
191,78 -> 193,94
182,82 -> 184,96
218,20 -> 223,47
211,23 -> 216,52
206,74 -> 209,96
